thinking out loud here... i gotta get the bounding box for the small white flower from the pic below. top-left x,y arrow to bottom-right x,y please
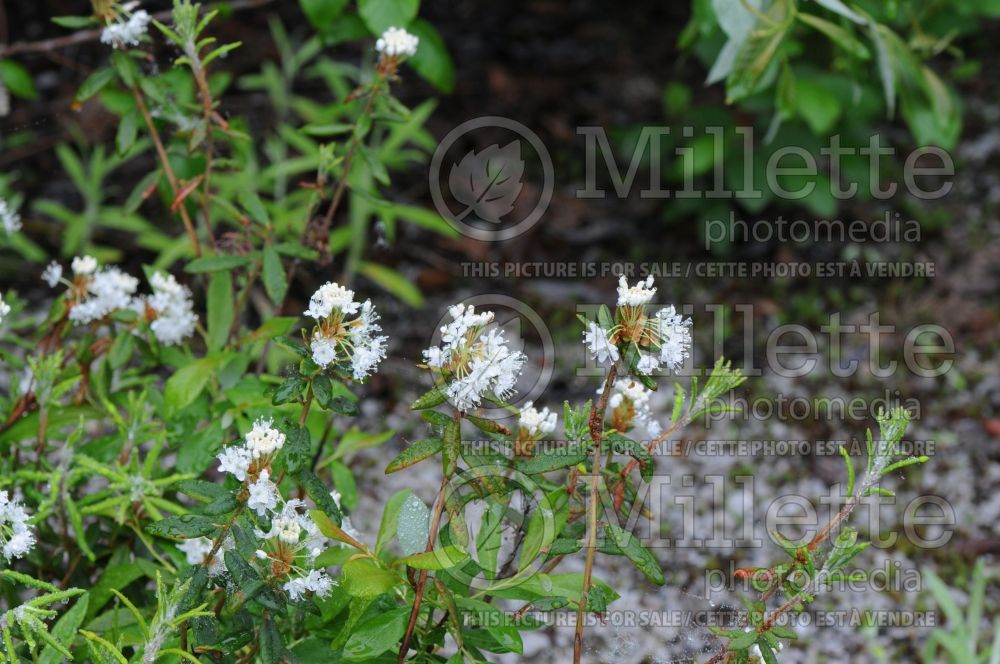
42,262 -> 63,288
602,378 -> 660,437
247,470 -> 279,516
375,27 -> 419,58
0,199 -> 20,235
177,537 -> 212,566
216,446 -> 252,482
283,569 -> 333,601
519,401 -> 557,438
274,515 -> 302,544
71,255 -> 98,276
68,265 -> 139,324
304,282 -> 358,320
616,275 -> 656,307
636,351 -> 660,375
653,306 -> 692,371
584,321 -> 619,365
177,536 -> 230,576
306,291 -> 387,380
143,272 -> 197,346
0,491 -> 36,561
255,549 -> 268,560
423,305 -> 525,411
244,418 -> 285,459
310,333 -> 338,368
100,9 -> 151,49
0,293 -> 9,325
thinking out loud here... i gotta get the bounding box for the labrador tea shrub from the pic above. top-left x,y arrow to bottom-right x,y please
0,1 -> 928,663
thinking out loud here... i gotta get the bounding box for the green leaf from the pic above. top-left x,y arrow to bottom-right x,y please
358,0 -> 419,35
359,261 -> 424,307
261,246 -> 288,306
38,593 -> 89,664
115,109 -> 139,154
811,0 -> 864,23
385,438 -> 443,474
207,271 -> 234,351
184,254 -> 252,273
603,433 -> 654,482
728,628 -> 757,650
870,23 -> 896,117
75,68 -> 115,102
476,501 -> 504,577
797,13 -> 870,59
342,558 -> 403,598
795,78 -> 843,134
146,514 -> 219,538
407,20 -> 455,92
52,15 -> 96,28
442,417 -> 460,475
311,510 -> 363,549
297,468 -> 343,524
396,493 -> 430,556
457,598 -> 523,654
343,607 -> 410,661
164,357 -> 218,416
300,0 -> 349,32
397,544 -> 469,570
604,524 -> 664,585
516,443 -> 588,474
411,386 -> 447,410
0,60 -> 37,99
376,489 -> 412,555
272,375 -> 306,405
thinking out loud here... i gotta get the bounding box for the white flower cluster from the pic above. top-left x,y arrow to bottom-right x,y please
423,305 -> 526,411
518,401 -> 557,438
0,491 -> 36,561
136,272 -> 198,346
305,282 -> 388,381
616,275 -> 656,307
100,9 -> 151,49
42,262 -> 63,288
212,419 -> 337,600
602,378 -> 661,437
177,536 -> 232,576
0,293 -> 9,326
584,321 -> 619,364
216,418 -> 286,506
583,276 -> 692,376
56,256 -> 197,346
0,198 -> 20,235
67,261 -> 139,325
375,27 -> 419,58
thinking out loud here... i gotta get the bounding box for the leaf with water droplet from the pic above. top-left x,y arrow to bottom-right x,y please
396,494 -> 430,556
